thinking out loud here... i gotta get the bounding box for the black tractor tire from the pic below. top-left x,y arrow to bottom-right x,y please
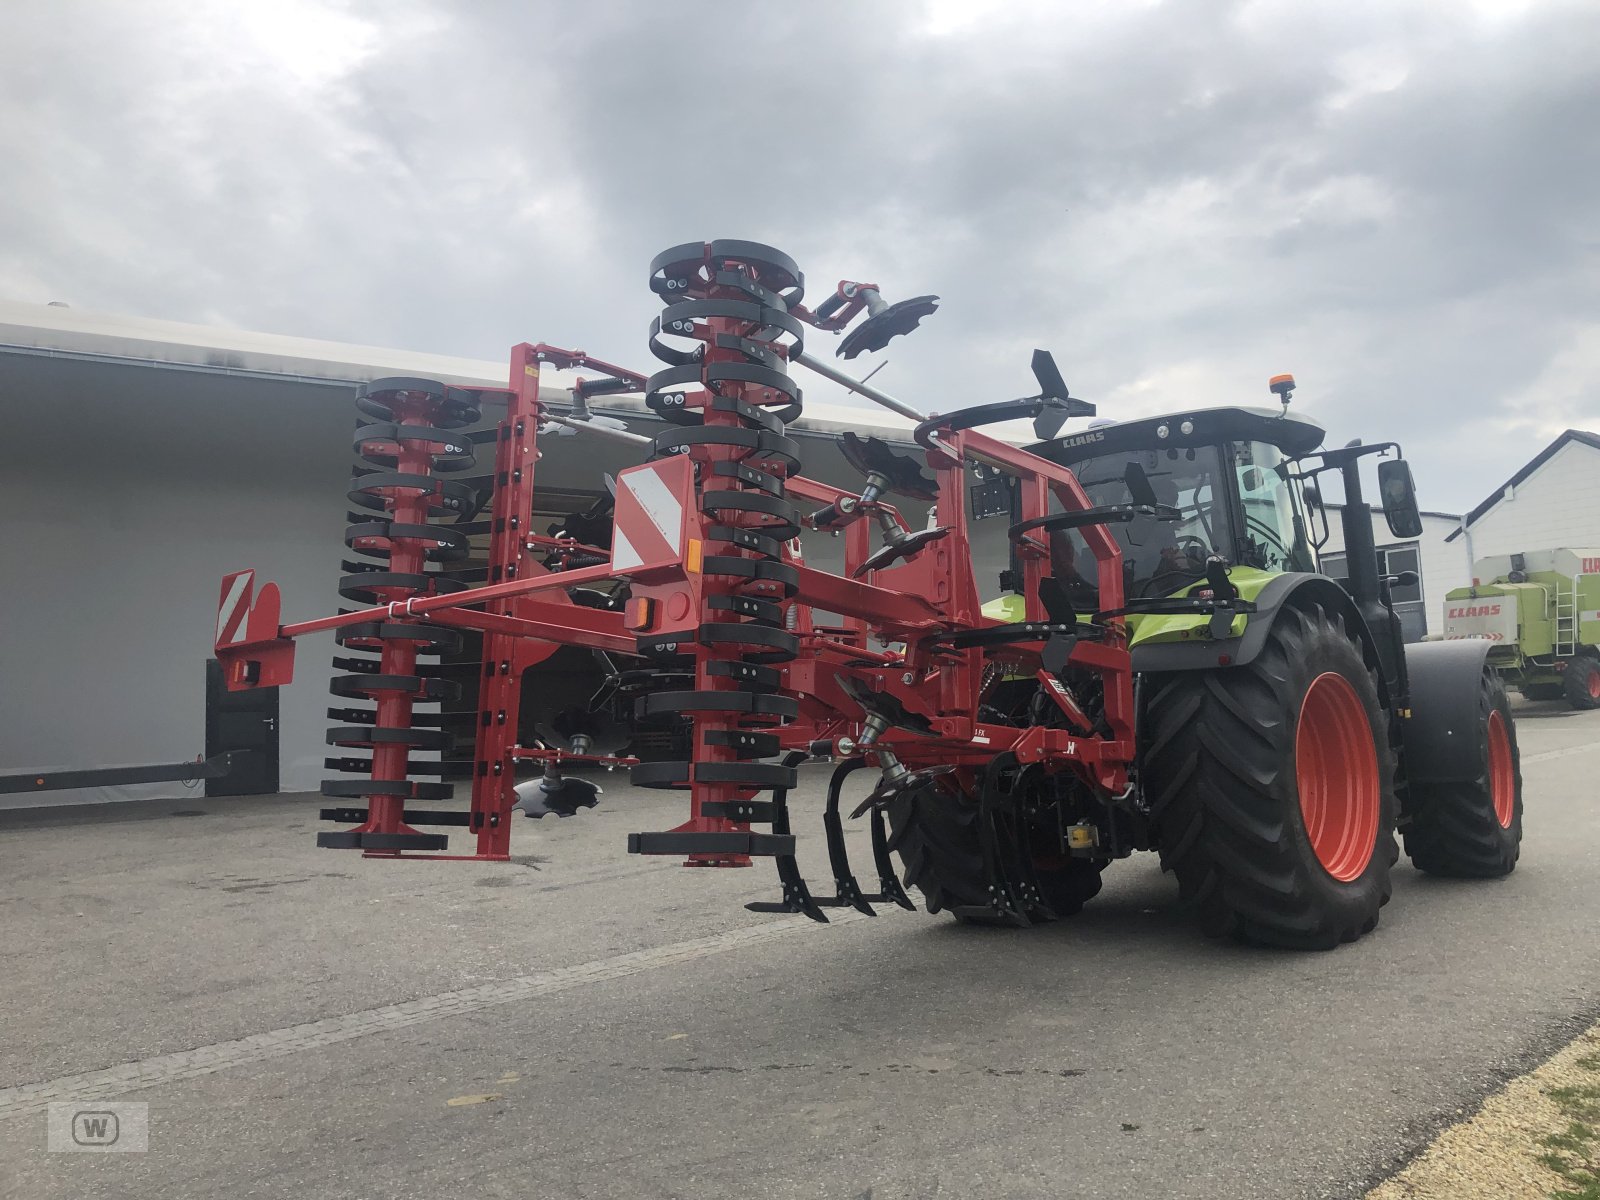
1521,680 -> 1565,702
1562,655 -> 1600,710
1143,602 -> 1399,950
886,783 -> 1105,923
1403,670 -> 1522,877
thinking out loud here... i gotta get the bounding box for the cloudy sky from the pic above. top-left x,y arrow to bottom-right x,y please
4,0 -> 1597,512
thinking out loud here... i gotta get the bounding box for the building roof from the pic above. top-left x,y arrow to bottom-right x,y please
1444,429 -> 1600,542
1326,502 -> 1462,521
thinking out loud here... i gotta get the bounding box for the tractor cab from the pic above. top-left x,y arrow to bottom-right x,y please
1026,406 -> 1325,609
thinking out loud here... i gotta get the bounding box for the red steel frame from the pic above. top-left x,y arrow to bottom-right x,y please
215,334 -> 1134,864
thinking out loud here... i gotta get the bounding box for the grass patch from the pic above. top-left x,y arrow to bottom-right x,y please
1539,1062 -> 1600,1200
1367,1027 -> 1600,1200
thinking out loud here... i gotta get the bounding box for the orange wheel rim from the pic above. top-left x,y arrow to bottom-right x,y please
1487,709 -> 1515,828
1589,672 -> 1600,700
1295,672 -> 1381,882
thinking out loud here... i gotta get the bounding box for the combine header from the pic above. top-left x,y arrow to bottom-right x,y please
215,239 -> 1523,947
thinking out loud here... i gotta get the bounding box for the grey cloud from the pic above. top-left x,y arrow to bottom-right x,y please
3,0 -> 1598,513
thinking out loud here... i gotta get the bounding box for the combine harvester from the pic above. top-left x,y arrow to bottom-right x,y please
1444,549 -> 1600,708
214,240 -> 1522,948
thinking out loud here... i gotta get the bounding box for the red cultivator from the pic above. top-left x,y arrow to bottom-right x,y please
214,239 -> 1133,924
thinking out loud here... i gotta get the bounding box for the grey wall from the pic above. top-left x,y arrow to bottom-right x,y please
0,354 -> 352,804
0,354 -> 645,805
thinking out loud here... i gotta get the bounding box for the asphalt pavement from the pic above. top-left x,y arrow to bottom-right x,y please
2,697 -> 1597,1200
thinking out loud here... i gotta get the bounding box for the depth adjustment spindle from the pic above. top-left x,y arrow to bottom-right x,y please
626,241 -> 809,865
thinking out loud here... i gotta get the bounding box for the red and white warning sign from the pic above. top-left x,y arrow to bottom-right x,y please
610,456 -> 692,573
213,569 -> 292,689
216,569 -> 255,648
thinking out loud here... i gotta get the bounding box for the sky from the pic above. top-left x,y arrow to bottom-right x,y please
3,0 -> 1597,514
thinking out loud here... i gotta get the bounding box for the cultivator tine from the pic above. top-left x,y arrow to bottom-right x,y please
997,807 -> 1054,923
996,763 -> 1057,922
747,756 -> 922,920
745,752 -> 829,923
962,805 -> 1032,927
868,805 -> 917,910
950,755 -> 1042,927
821,760 -> 878,915
813,758 -> 926,914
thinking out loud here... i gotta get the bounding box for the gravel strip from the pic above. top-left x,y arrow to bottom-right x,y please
1369,1019 -> 1600,1199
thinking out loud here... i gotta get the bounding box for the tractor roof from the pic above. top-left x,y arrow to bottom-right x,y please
1030,406 -> 1325,463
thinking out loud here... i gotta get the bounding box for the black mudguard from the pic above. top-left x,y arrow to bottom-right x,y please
1132,573 -> 1385,686
1400,638 -> 1495,784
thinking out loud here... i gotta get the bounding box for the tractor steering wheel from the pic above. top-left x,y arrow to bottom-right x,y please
1139,537 -> 1210,597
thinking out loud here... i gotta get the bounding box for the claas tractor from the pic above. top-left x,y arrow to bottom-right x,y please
212,239 -> 1522,951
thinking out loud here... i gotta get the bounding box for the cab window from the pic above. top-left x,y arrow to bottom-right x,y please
1048,446 -> 1225,601
1233,442 -> 1314,573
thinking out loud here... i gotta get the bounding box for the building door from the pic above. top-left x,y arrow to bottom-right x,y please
205,659 -> 279,796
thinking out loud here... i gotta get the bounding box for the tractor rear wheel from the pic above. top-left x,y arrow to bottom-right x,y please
1143,602 -> 1399,950
1562,655 -> 1600,710
886,782 -> 1105,923
1402,670 -> 1521,877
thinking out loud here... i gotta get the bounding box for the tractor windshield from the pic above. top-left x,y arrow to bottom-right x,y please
1050,446 -> 1227,602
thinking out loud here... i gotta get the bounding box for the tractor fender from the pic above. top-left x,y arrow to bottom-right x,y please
1132,573 -> 1386,693
1398,638 -> 1494,784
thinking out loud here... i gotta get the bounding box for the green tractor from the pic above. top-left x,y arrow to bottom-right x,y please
889,377 -> 1523,949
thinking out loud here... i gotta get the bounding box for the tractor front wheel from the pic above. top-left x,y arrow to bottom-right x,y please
1563,655 -> 1600,710
1402,670 -> 1522,877
1143,603 -> 1399,950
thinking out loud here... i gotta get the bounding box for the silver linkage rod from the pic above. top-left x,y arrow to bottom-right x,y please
539,409 -> 653,446
794,351 -> 982,468
793,350 -> 928,424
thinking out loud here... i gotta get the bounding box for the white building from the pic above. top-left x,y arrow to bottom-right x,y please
1318,505 -> 1469,640
1445,430 -> 1600,572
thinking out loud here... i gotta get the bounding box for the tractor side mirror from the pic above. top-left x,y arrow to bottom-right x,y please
1378,459 -> 1423,539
